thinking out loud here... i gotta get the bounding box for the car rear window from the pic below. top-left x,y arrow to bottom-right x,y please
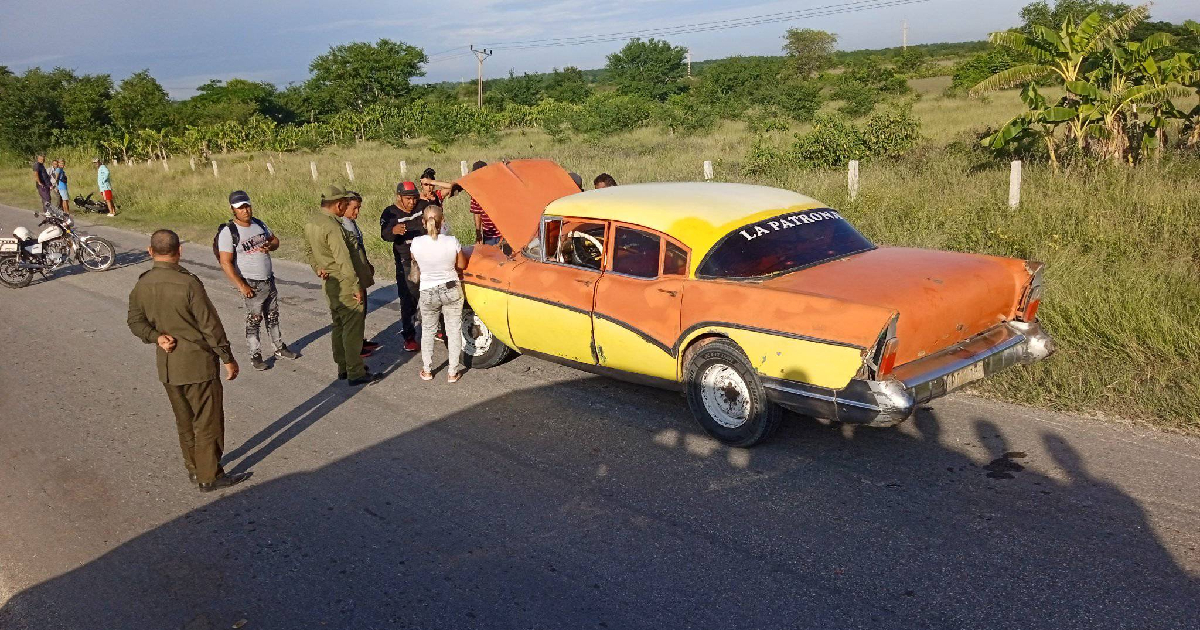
696,209 -> 874,279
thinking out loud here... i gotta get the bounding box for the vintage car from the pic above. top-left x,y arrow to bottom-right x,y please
453,160 -> 1054,446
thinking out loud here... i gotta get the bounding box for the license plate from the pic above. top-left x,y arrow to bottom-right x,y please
944,362 -> 986,391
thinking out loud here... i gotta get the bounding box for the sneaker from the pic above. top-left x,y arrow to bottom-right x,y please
250,354 -> 268,370
274,346 -> 299,360
403,339 -> 419,353
337,371 -> 347,380
362,341 -> 381,352
435,331 -> 447,343
106,212 -> 116,217
360,345 -> 376,358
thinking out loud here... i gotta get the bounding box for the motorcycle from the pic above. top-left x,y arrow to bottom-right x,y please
72,192 -> 111,214
0,207 -> 117,288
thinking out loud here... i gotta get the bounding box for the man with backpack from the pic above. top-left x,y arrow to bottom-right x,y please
216,190 -> 299,370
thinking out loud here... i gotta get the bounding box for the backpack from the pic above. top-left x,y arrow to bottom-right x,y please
213,218 -> 268,262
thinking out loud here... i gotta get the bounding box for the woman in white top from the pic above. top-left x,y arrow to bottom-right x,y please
409,204 -> 468,382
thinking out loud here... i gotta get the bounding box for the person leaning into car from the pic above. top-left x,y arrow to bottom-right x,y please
127,229 -> 249,492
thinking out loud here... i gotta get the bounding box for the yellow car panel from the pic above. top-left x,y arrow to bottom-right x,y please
592,318 -> 678,381
508,295 -> 596,364
679,326 -> 865,390
463,283 -> 516,350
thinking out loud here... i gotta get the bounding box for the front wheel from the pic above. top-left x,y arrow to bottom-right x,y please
78,237 -> 115,271
461,307 -> 514,369
0,257 -> 33,288
684,338 -> 782,447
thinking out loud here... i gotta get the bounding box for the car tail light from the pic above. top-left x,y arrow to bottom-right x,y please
877,337 -> 900,378
1018,261 -> 1045,322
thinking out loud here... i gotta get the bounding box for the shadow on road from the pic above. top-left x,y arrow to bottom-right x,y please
287,285 -> 403,354
1,381 -> 1196,629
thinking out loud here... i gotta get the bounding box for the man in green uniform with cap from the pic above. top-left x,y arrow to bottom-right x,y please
127,229 -> 250,492
306,186 -> 379,385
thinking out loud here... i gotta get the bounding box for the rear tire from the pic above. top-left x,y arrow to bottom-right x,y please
461,307 -> 514,369
0,258 -> 33,288
684,338 -> 782,447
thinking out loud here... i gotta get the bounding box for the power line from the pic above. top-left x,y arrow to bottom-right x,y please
477,0 -> 929,50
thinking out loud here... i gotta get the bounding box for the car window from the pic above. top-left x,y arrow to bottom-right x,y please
696,208 -> 875,279
524,217 -> 562,261
663,241 -> 688,276
612,227 -> 661,279
554,220 -> 606,271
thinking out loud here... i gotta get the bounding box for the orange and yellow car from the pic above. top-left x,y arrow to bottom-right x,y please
454,160 -> 1054,446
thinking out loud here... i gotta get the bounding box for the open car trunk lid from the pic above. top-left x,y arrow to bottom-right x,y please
762,247 -> 1029,365
454,160 -> 582,251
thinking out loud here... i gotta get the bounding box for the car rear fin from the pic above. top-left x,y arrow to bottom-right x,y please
454,160 -> 582,251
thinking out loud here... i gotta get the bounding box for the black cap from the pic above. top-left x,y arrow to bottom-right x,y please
396,181 -> 419,196
229,190 -> 251,207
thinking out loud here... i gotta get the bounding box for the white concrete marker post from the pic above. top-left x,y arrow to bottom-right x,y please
212,161 -> 219,178
400,160 -> 407,177
266,162 -> 275,176
848,160 -> 860,201
189,157 -> 196,172
310,161 -> 318,182
1009,160 -> 1022,209
162,160 -> 169,172
460,160 -> 469,177
346,161 -> 355,182
703,160 -> 714,181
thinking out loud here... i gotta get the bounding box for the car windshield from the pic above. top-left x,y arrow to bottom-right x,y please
696,208 -> 874,279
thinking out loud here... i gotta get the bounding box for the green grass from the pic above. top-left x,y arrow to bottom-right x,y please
3,86 -> 1198,432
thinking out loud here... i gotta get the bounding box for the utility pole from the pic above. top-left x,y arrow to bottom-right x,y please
687,48 -> 692,77
902,20 -> 908,50
470,45 -> 493,109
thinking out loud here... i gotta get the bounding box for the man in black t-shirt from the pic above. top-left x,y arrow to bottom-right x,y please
379,181 -> 430,352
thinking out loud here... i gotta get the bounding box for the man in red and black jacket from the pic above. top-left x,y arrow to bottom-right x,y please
379,181 -> 427,352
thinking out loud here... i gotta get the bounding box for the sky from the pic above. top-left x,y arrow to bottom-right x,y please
1,0 -> 1196,98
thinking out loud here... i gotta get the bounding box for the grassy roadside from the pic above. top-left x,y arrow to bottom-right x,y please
3,84 -> 1198,432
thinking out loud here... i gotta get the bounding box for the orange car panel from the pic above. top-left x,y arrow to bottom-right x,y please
507,259 -> 600,364
592,273 -> 684,380
455,160 -> 582,251
767,247 -> 1027,365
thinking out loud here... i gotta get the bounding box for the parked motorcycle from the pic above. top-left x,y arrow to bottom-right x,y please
0,207 -> 116,288
72,192 -> 110,214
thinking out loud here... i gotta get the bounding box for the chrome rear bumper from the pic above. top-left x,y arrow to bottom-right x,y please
763,321 -> 1055,426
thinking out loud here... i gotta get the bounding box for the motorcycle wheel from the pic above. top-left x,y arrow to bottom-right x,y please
79,238 -> 116,271
0,258 -> 33,288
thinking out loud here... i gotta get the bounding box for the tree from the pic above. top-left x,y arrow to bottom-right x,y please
306,39 -> 427,113
1019,0 -> 1131,32
693,56 -> 785,115
543,67 -> 590,104
109,70 -> 172,132
782,29 -> 838,77
605,38 -> 686,101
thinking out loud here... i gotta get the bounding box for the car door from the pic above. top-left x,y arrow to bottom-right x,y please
506,217 -> 607,364
591,224 -> 689,382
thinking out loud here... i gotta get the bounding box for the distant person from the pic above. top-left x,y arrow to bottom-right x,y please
306,186 -> 378,385
32,155 -> 51,210
94,157 -> 116,216
48,159 -> 64,212
341,191 -> 380,357
379,181 -> 426,352
594,173 -> 617,189
410,204 -> 467,383
55,159 -> 70,214
216,190 -> 299,371
419,168 -> 447,205
127,229 -> 249,492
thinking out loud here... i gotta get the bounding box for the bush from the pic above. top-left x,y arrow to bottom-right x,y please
772,81 -> 822,122
653,93 -> 718,135
571,93 -> 655,137
787,107 -> 922,168
745,108 -> 790,134
949,49 -> 1017,94
833,82 -> 880,118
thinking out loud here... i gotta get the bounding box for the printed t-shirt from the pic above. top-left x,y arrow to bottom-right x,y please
410,234 -> 461,292
97,165 -> 112,191
216,220 -> 274,281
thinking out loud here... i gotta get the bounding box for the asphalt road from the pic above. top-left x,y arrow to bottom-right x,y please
0,202 -> 1197,630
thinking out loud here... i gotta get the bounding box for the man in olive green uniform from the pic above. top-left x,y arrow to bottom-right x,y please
305,186 -> 379,385
127,229 -> 250,492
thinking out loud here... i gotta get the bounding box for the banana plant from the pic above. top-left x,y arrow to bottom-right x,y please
984,83 -> 1076,169
971,4 -> 1150,96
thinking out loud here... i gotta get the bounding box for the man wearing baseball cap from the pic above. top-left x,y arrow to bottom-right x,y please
379,180 -> 427,352
306,186 -> 379,385
216,190 -> 299,371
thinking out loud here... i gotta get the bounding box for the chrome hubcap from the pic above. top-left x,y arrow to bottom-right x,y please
699,364 -> 750,429
462,313 -> 493,357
